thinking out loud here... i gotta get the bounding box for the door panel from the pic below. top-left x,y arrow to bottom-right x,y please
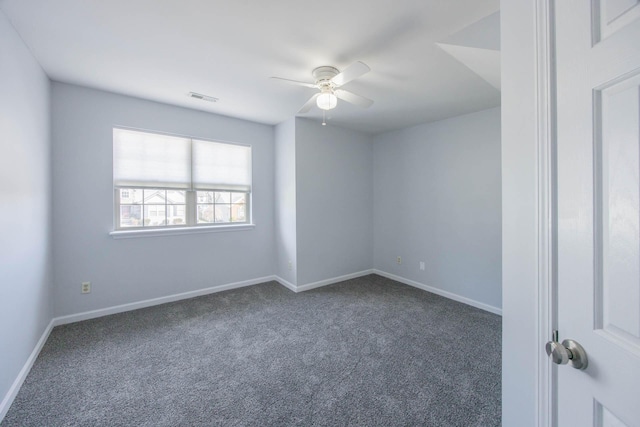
595,71 -> 640,349
555,1 -> 640,426
593,0 -> 640,42
596,401 -> 631,427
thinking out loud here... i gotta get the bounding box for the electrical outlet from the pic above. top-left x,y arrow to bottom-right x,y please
397,256 -> 402,265
420,261 -> 425,271
81,281 -> 91,294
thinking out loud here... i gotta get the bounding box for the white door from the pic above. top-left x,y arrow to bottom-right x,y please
555,1 -> 640,426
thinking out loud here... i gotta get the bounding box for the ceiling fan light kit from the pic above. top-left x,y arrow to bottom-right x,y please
317,92 -> 337,110
271,61 -> 374,120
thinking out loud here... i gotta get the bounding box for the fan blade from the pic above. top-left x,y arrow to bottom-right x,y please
334,89 -> 374,108
298,93 -> 320,113
270,77 -> 317,89
331,61 -> 371,86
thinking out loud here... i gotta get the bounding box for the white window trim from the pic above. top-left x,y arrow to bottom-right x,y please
110,223 -> 255,239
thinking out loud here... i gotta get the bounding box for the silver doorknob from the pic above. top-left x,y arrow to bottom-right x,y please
545,338 -> 588,370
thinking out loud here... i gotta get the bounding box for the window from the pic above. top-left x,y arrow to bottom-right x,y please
196,191 -> 247,223
118,189 -> 186,227
113,128 -> 251,230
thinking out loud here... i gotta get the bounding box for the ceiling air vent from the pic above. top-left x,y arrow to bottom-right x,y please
188,92 -> 218,103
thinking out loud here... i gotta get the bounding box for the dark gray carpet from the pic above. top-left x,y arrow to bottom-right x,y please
1,274 -> 501,426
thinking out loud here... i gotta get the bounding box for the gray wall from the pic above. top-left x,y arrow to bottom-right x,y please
295,118 -> 373,285
274,118 -> 297,285
51,83 -> 275,316
373,107 -> 502,310
0,11 -> 53,411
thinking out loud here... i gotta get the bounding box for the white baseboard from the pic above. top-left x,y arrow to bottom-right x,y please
274,269 -> 374,293
53,275 -> 277,326
373,269 -> 502,315
275,276 -> 297,292
296,269 -> 375,292
0,318 -> 54,422
275,269 -> 501,315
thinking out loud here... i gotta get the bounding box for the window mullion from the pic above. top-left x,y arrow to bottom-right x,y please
186,190 -> 197,226
114,189 -> 121,229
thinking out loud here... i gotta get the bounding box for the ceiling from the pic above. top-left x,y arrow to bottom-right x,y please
0,0 -> 500,135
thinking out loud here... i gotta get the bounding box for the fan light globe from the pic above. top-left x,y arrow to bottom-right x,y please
316,92 -> 337,110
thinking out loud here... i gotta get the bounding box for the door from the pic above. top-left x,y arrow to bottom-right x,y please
555,1 -> 640,426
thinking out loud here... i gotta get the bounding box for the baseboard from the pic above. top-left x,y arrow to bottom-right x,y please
275,276 -> 297,292
372,269 -> 502,315
296,269 -> 375,292
53,275 -> 277,326
0,318 -> 55,422
274,269 -> 375,293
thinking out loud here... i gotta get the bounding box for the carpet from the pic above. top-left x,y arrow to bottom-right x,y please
1,274 -> 501,426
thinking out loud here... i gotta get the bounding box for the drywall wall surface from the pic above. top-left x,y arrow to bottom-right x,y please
274,118 -> 297,285
373,107 -> 501,310
295,118 -> 373,285
0,10 -> 53,413
500,1 -> 539,424
51,83 -> 275,316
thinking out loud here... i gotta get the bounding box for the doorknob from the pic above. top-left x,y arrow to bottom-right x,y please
545,338 -> 588,370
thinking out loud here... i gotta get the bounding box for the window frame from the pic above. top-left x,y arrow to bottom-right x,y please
111,127 -> 253,236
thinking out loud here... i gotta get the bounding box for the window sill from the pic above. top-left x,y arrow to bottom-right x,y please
110,224 -> 255,239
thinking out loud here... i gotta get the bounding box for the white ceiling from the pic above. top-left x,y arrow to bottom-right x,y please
0,0 -> 500,135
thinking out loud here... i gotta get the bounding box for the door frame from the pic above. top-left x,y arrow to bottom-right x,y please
500,1 -> 555,426
533,1 -> 555,425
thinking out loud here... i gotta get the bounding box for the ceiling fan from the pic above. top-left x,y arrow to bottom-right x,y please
271,61 -> 374,114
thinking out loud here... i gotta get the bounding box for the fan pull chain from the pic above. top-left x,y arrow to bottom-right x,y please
322,110 -> 327,126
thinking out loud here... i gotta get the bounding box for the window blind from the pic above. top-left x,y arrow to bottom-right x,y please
113,129 -> 252,192
113,129 -> 191,189
192,139 -> 251,191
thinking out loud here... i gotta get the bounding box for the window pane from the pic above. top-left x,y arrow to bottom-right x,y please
168,204 -> 186,225
167,190 -> 186,204
215,204 -> 231,222
197,191 -> 214,203
231,192 -> 246,203
197,205 -> 214,223
120,188 -> 143,204
144,189 -> 166,204
231,203 -> 246,222
215,192 -> 231,203
144,205 -> 166,226
120,205 -> 141,227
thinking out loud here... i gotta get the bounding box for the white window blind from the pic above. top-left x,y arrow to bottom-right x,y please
113,129 -> 191,189
192,139 -> 252,191
113,129 -> 251,192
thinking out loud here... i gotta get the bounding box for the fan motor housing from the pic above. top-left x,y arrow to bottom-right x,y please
312,66 -> 339,85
